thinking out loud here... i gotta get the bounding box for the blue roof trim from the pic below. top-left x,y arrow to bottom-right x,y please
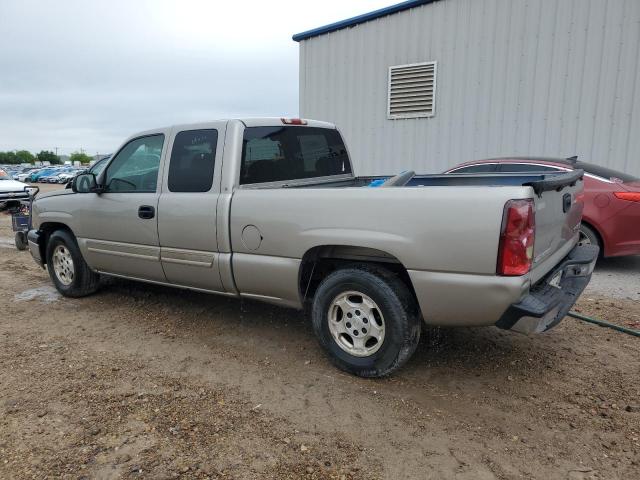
292,0 -> 436,42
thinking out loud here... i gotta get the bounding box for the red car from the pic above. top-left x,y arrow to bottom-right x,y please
445,157 -> 640,258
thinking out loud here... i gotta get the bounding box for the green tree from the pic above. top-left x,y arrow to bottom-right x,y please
15,150 -> 35,164
0,151 -> 19,164
36,150 -> 60,165
69,151 -> 93,165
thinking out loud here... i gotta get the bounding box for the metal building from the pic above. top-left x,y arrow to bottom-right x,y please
294,0 -> 640,176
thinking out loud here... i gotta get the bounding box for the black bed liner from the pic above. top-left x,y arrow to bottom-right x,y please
402,169 -> 584,196
279,169 -> 584,193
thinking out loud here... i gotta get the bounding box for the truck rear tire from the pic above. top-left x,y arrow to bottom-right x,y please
311,265 -> 421,377
46,230 -> 100,297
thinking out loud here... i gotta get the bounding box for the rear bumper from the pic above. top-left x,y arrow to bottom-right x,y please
496,244 -> 599,334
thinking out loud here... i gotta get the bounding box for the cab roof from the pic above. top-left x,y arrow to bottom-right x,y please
131,118 -> 337,138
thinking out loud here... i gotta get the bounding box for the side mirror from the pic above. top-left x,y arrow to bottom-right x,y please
72,173 -> 98,193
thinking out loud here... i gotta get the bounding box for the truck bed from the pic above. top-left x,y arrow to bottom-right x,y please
236,169 -> 584,295
280,171 -> 582,196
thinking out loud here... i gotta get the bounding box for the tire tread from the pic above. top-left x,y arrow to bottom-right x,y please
46,230 -> 100,297
311,264 -> 420,378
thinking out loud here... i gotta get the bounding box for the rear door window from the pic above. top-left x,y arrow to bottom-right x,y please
240,126 -> 351,184
168,129 -> 218,192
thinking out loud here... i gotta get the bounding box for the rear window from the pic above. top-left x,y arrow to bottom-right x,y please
240,126 -> 351,185
575,161 -> 638,183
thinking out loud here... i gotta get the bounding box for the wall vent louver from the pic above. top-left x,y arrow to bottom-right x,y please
388,61 -> 437,119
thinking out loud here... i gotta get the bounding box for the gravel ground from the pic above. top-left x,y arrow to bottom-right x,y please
0,184 -> 638,479
586,256 -> 640,302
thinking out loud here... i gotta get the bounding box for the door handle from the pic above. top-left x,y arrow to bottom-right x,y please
138,205 -> 155,219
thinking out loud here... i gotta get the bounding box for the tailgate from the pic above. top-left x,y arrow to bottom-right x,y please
528,171 -> 584,281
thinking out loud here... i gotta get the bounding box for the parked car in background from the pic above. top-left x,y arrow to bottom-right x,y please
15,168 -> 39,182
29,167 -> 60,182
43,173 -> 63,183
41,171 -> 58,183
445,157 -> 640,258
65,156 -> 111,189
37,170 -> 60,183
40,167 -> 77,183
27,119 -> 597,377
0,167 -> 30,211
1,168 -> 16,177
53,171 -> 80,184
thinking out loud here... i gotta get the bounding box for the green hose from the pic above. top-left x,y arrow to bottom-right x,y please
568,311 -> 640,337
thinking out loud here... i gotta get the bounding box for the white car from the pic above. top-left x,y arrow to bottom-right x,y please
0,168 -> 30,211
54,172 -> 78,184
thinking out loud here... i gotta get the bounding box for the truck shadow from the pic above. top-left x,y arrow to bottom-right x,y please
98,277 -> 562,387
406,325 -> 561,377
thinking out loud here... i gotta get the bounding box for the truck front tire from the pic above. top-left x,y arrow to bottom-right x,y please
46,230 -> 100,297
311,266 -> 421,377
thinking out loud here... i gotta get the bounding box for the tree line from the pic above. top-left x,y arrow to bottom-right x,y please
0,150 -> 94,165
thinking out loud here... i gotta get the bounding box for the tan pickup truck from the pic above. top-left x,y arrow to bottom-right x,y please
27,118 -> 598,376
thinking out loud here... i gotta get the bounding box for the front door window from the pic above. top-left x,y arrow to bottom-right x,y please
104,135 -> 164,192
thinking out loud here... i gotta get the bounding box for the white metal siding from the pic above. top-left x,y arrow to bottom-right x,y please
299,0 -> 640,176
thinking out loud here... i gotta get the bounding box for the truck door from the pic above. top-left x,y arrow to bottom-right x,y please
157,123 -> 226,292
79,133 -> 167,282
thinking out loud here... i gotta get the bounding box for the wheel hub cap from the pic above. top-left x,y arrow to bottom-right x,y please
577,231 -> 591,246
52,245 -> 74,286
328,291 -> 385,357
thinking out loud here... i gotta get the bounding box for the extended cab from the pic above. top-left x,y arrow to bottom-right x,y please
27,118 -> 598,376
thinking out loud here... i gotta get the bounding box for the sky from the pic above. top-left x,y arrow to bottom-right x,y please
0,0 -> 392,156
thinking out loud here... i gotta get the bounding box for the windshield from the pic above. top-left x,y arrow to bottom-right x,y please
0,169 -> 12,180
575,161 -> 638,183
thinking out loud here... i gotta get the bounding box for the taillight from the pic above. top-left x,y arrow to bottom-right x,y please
497,199 -> 535,276
281,118 -> 307,125
614,192 -> 640,202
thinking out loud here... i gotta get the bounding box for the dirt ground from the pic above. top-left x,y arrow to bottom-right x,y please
1,185 -> 639,479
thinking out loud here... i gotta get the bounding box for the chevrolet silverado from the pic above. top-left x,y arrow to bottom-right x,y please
27,118 -> 598,376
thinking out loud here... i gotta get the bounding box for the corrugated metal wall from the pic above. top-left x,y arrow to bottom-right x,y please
299,0 -> 640,176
